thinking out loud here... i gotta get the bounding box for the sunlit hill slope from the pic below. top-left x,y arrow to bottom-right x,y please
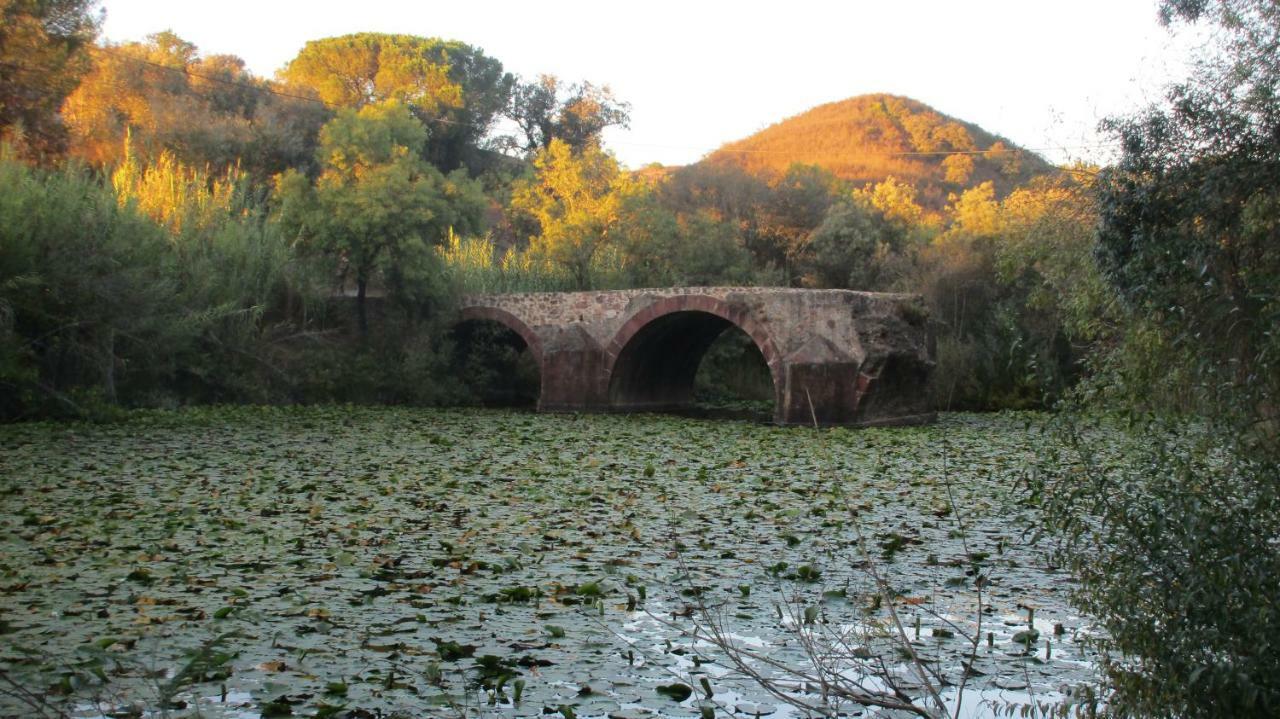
703,94 -> 1055,206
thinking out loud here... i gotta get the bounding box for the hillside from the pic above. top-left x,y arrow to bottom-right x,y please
703,94 -> 1055,207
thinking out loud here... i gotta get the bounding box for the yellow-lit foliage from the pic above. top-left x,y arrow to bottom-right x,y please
944,182 -> 1001,239
852,176 -> 927,228
62,32 -> 326,175
438,228 -> 629,294
437,231 -> 548,293
510,139 -> 641,289
995,172 -> 1112,340
0,0 -> 97,158
277,33 -> 463,113
941,153 -> 975,184
65,34 -> 216,166
705,94 -> 1051,209
111,136 -> 243,236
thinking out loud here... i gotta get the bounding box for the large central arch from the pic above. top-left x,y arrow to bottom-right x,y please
603,296 -> 782,418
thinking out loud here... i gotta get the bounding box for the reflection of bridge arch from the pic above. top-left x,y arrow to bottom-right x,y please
456,287 -> 936,427
603,296 -> 781,412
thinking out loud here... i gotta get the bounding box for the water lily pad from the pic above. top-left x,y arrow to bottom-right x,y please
608,709 -> 654,719
656,683 -> 693,701
0,407 -> 1100,718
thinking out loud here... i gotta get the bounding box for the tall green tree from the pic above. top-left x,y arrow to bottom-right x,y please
605,179 -> 758,289
1096,0 -> 1280,409
752,164 -> 840,284
277,33 -> 513,172
0,0 -> 99,159
799,197 -> 907,290
995,172 -> 1111,352
505,74 -> 630,155
0,146 -> 176,416
660,161 -> 772,225
275,101 -> 486,337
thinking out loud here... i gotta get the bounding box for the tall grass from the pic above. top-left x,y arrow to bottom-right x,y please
0,146 -> 179,417
439,230 -> 631,294
0,142 -> 327,418
112,141 -> 325,403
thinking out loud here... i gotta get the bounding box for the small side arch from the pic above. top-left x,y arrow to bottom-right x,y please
453,305 -> 546,407
603,295 -> 783,417
457,305 -> 545,368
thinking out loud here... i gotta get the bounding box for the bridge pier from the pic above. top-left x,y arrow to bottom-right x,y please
537,326 -> 609,412
459,288 -> 936,427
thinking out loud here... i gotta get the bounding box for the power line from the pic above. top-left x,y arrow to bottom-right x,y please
667,142 -> 1117,159
90,45 -> 1115,161
601,134 -> 1118,161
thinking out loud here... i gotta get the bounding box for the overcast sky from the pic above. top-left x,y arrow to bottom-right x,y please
97,0 -> 1198,169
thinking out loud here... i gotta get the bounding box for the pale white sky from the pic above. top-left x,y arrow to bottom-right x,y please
98,0 -> 1196,169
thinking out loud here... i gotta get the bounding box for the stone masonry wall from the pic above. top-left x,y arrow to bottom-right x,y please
458,287 -> 934,426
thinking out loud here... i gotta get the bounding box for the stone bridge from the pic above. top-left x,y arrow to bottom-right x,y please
457,287 -> 935,427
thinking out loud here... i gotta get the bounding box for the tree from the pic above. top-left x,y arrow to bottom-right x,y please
752,164 -> 840,284
275,101 -> 486,337
0,0 -> 99,159
277,33 -> 513,172
986,140 -> 1024,178
1096,0 -> 1280,407
609,186 -> 682,287
510,139 -> 637,289
995,172 -> 1111,348
667,210 -> 759,286
62,32 -> 329,176
0,146 -> 179,416
659,161 -> 771,227
912,179 -> 1088,410
945,181 -> 1000,236
1038,2 -> 1280,716
799,198 -> 907,290
610,183 -> 759,288
505,74 -> 630,155
64,32 -> 199,166
852,175 -> 928,228
940,153 -> 974,184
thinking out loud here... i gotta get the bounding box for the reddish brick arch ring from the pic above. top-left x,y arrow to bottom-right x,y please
457,306 -> 545,368
602,295 -> 783,395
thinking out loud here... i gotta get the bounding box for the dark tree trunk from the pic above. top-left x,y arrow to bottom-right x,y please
356,277 -> 368,340
102,328 -> 117,404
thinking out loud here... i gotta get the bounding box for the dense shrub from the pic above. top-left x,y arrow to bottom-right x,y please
1035,1 -> 1280,715
0,150 -> 178,418
0,147 -> 329,416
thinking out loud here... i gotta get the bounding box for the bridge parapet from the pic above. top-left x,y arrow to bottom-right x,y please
459,287 -> 934,426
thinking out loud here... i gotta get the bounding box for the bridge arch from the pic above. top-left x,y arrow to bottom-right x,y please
455,287 -> 935,426
603,295 -> 782,416
457,306 -> 545,368
453,306 -> 546,407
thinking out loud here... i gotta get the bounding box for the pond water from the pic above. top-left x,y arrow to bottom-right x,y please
0,407 -> 1099,717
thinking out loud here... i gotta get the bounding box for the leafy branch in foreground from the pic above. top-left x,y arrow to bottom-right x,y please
0,630 -> 243,719
1031,1 -> 1280,715
1034,414 -> 1280,718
